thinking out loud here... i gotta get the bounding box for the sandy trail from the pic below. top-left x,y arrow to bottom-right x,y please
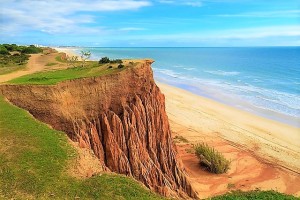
0,52 -> 67,84
158,83 -> 300,198
0,54 -> 44,83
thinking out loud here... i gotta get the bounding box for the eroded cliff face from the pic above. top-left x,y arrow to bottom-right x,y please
0,61 -> 197,198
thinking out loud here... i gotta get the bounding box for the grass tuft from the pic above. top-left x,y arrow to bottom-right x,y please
194,143 -> 230,174
227,183 -> 235,189
209,190 -> 298,200
174,135 -> 189,143
45,62 -> 58,66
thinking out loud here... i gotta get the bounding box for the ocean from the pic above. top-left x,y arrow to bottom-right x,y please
73,47 -> 300,127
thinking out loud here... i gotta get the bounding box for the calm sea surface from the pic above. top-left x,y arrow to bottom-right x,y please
74,47 -> 300,127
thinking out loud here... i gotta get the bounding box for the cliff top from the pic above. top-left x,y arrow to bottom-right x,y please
7,57 -> 153,85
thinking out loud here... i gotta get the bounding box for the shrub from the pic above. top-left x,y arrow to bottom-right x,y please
194,143 -> 230,174
15,54 -> 30,64
110,59 -> 123,64
3,44 -> 21,51
118,64 -> 125,69
21,45 -> 43,54
99,57 -> 110,64
2,53 -> 30,65
174,135 -> 189,143
0,45 -> 9,55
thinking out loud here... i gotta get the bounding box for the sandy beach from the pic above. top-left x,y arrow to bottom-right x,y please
157,83 -> 300,198
53,47 -> 82,59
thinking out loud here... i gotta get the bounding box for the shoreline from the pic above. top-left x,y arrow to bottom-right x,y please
154,77 -> 300,128
53,47 -> 80,58
55,47 -> 300,128
157,82 -> 300,170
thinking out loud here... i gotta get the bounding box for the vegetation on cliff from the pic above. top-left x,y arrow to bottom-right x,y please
194,143 -> 231,174
0,44 -> 43,75
99,56 -> 123,64
0,44 -> 42,54
0,96 -> 164,200
209,190 -> 298,200
8,61 -> 130,85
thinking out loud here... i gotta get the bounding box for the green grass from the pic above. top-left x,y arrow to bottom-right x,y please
8,63 -> 127,85
45,62 -> 58,66
209,190 -> 299,200
0,64 -> 26,75
0,54 -> 29,75
227,183 -> 236,189
174,135 -> 189,143
0,96 -> 164,200
55,54 -> 68,63
194,143 -> 231,174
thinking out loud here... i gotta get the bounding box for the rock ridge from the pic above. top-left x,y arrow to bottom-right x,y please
0,60 -> 197,198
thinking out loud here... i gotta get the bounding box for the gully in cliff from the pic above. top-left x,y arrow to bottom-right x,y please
0,60 -> 198,199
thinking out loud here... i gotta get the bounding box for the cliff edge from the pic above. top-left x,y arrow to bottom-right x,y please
0,60 -> 197,198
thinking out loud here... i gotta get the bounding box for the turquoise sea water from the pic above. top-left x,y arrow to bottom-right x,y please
74,47 -> 300,127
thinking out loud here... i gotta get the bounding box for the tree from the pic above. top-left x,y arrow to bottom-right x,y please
0,45 -> 9,55
99,57 -> 110,64
66,55 -> 78,67
80,51 -> 91,67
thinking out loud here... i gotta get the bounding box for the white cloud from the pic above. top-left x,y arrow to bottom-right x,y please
213,26 -> 300,39
158,0 -> 202,7
215,10 -> 300,18
158,0 -> 174,4
120,25 -> 300,45
119,27 -> 147,31
0,0 -> 151,35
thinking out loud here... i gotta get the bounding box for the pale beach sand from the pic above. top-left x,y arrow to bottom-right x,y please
157,82 -> 300,198
53,47 -> 82,60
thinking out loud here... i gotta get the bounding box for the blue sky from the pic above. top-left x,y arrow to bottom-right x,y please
0,0 -> 299,47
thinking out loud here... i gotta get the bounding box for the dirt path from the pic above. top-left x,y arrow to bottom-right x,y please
0,54 -> 44,83
0,52 -> 67,84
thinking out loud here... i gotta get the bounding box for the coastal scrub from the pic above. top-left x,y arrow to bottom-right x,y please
194,143 -> 230,174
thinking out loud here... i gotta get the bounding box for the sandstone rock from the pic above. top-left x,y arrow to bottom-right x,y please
0,60 -> 197,199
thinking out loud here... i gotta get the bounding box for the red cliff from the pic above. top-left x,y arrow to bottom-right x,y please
0,60 -> 197,198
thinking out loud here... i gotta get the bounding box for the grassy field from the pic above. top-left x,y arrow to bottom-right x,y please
0,96 -> 164,200
8,62 -> 127,85
0,63 -> 26,75
0,54 -> 29,75
209,190 -> 299,200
